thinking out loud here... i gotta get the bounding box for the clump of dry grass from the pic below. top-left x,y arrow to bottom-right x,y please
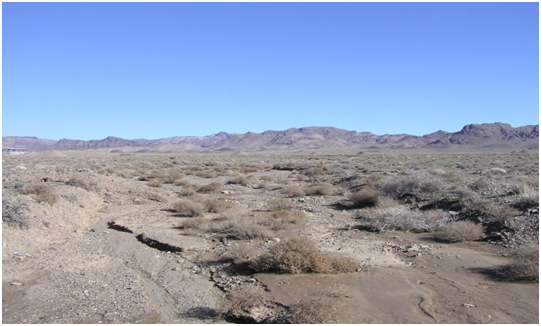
19,184 -> 58,206
250,237 -> 359,274
2,194 -> 32,229
228,175 -> 256,186
262,210 -> 307,231
266,198 -> 294,211
173,198 -> 205,217
177,216 -> 208,232
220,284 -> 274,321
197,182 -> 223,193
286,288 -> 346,324
496,243 -> 539,282
348,188 -> 382,208
213,217 -> 271,240
304,182 -> 334,196
359,206 -> 448,233
284,185 -> 305,197
380,169 -> 450,199
147,179 -> 163,188
436,220 -> 484,242
204,198 -> 228,213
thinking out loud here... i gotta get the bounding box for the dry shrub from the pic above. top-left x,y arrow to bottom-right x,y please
220,284 -> 274,320
287,292 -> 342,324
266,198 -> 294,211
495,243 -> 539,282
197,182 -> 223,193
251,237 -> 359,274
469,178 -> 490,191
260,175 -> 274,182
305,182 -> 334,196
228,175 -> 256,186
19,184 -> 58,205
375,196 -> 401,209
213,217 -> 271,240
177,184 -> 197,196
2,194 -> 32,229
178,216 -> 208,232
436,220 -> 484,242
380,170 -> 450,198
262,210 -> 306,231
173,198 -> 205,217
147,180 -> 163,188
360,206 -> 448,233
348,188 -> 382,208
512,187 -> 539,210
65,178 -> 99,192
284,185 -> 305,197
222,243 -> 262,266
195,170 -> 219,179
204,198 -> 228,213
303,166 -> 325,177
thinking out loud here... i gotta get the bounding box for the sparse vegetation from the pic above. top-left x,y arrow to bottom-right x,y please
436,220 -> 485,242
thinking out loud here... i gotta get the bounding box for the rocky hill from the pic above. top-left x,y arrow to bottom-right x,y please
2,123 -> 538,153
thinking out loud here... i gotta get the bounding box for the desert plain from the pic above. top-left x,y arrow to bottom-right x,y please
2,149 -> 539,323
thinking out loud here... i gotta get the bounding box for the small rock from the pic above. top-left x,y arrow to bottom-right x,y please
463,303 -> 476,308
10,282 -> 23,286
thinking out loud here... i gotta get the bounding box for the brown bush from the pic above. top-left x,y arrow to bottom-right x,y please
305,182 -> 334,196
284,185 -> 305,197
266,198 -> 294,211
348,188 -> 382,208
262,210 -> 306,231
228,175 -> 256,186
496,243 -> 539,282
251,237 -> 359,274
220,284 -> 274,320
178,216 -> 208,232
173,198 -> 205,217
2,194 -> 32,229
147,180 -> 163,188
19,184 -> 58,205
436,220 -> 484,242
197,182 -> 223,193
213,217 -> 271,240
380,170 -> 450,198
204,198 -> 228,213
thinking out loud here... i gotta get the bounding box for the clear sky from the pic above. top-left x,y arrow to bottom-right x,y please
2,2 -> 539,140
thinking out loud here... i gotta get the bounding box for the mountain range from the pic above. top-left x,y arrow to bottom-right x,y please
2,122 -> 538,153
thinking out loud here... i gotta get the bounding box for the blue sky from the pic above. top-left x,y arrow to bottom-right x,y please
3,2 -> 539,140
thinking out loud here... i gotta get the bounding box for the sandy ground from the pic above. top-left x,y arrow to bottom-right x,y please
2,151 -> 538,323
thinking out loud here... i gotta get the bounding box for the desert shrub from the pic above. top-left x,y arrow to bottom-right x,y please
266,198 -> 294,211
436,220 -> 484,242
228,175 -> 256,186
177,183 -> 197,196
195,170 -> 218,179
304,182 -> 334,196
284,185 -> 305,197
367,173 -> 384,186
204,198 -> 228,213
303,166 -> 326,177
220,284 -> 274,321
178,216 -> 208,232
374,196 -> 401,209
19,184 -> 58,205
287,292 -> 342,324
2,194 -> 32,229
380,170 -> 450,199
496,244 -> 539,282
360,206 -> 448,233
469,177 -> 491,191
262,210 -> 307,231
512,187 -> 539,210
214,217 -> 271,240
197,182 -> 223,193
348,188 -> 382,208
173,198 -> 205,217
147,180 -> 163,188
161,170 -> 183,184
65,178 -> 98,192
251,237 -> 359,274
260,175 -> 274,182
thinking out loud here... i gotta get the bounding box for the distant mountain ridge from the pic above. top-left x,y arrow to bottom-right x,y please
3,122 -> 538,153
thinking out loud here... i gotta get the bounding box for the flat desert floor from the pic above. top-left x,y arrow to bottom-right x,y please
2,150 -> 538,323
